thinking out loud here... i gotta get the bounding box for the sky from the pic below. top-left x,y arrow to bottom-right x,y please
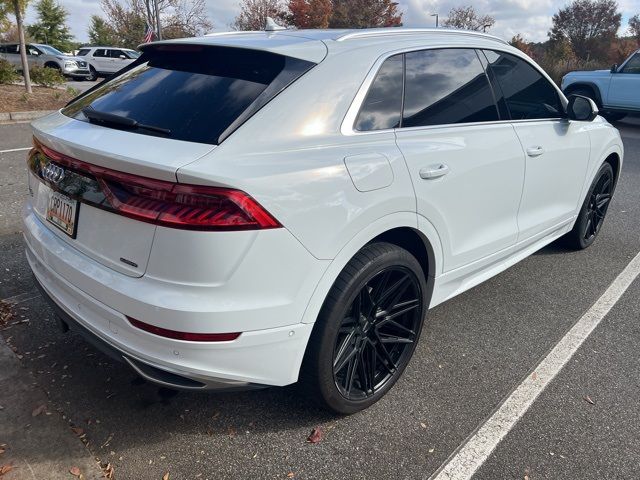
25,0 -> 639,44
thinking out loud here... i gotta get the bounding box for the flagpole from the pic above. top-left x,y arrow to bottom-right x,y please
154,0 -> 162,40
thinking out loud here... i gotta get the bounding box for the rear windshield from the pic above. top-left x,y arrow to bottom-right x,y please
63,45 -> 315,145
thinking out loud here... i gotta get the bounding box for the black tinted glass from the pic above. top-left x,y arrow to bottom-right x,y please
63,46 -> 312,145
402,49 -> 499,128
622,53 -> 640,73
484,50 -> 563,120
77,49 -> 90,56
355,54 -> 403,131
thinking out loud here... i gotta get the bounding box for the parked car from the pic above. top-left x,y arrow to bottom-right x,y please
562,48 -> 640,121
23,28 -> 623,414
0,43 -> 91,80
76,46 -> 140,81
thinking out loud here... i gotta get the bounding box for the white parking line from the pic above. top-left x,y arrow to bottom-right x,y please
0,147 -> 31,154
431,251 -> 640,480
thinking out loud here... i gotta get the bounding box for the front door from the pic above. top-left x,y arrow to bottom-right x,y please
608,52 -> 640,109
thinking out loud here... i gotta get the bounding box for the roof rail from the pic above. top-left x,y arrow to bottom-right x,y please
336,28 -> 509,45
204,30 -> 259,37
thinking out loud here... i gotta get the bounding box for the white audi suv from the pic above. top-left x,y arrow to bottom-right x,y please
23,27 -> 623,414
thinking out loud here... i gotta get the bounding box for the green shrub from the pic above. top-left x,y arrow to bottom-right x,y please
0,59 -> 19,85
30,66 -> 65,88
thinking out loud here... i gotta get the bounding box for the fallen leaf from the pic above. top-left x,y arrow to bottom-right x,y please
306,427 -> 323,444
162,473 -> 169,480
531,372 -> 538,380
0,464 -> 15,476
428,448 -> 435,453
31,404 -> 46,417
71,427 -> 84,436
0,444 -> 5,455
420,422 -> 427,429
287,473 -> 295,478
102,462 -> 114,479
69,466 -> 81,476
583,396 -> 595,405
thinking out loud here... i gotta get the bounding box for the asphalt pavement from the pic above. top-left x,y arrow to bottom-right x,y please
0,117 -> 639,479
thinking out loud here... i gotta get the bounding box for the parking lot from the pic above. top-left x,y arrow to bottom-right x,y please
1,118 -> 639,479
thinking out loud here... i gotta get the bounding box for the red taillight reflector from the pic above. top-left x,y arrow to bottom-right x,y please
127,317 -> 241,342
34,139 -> 281,231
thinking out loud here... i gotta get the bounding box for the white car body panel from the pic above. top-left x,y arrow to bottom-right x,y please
23,28 -> 624,389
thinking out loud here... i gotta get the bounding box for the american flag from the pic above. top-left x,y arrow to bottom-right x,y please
143,23 -> 155,43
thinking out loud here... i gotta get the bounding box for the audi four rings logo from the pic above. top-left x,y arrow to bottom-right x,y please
42,163 -> 65,184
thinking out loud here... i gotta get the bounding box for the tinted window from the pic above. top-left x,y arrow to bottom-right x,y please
109,49 -> 125,58
355,54 -> 403,131
403,49 -> 499,128
77,49 -> 90,56
621,53 -> 640,73
93,49 -> 107,57
484,50 -> 563,120
2,44 -> 18,54
63,46 -> 314,145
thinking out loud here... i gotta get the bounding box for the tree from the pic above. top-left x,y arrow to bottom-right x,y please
630,14 -> 640,45
329,0 -> 402,28
26,0 -> 74,51
442,5 -> 495,31
87,15 -> 118,46
509,34 -> 535,58
232,0 -> 288,30
549,0 -> 621,61
99,0 -> 212,48
0,0 -> 32,92
288,0 -> 331,29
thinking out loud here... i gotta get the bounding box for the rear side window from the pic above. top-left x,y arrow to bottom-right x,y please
63,46 -> 315,145
483,50 -> 563,120
403,49 -> 499,128
355,54 -> 403,131
92,49 -> 107,57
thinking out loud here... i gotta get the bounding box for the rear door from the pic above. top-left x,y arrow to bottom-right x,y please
483,50 -> 590,240
2,44 -> 21,69
392,48 -> 526,271
91,48 -> 111,72
608,52 -> 640,109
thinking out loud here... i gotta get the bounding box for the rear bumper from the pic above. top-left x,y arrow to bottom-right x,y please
23,202 -> 326,388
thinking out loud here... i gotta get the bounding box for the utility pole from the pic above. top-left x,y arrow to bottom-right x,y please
430,13 -> 439,28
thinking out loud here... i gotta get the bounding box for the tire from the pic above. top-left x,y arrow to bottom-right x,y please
300,242 -> 428,414
563,162 -> 615,250
602,112 -> 626,122
87,66 -> 98,82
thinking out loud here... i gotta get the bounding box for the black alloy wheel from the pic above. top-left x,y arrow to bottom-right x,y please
563,162 -> 615,249
333,267 -> 421,400
301,242 -> 428,414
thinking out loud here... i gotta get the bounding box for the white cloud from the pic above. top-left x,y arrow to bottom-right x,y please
29,0 -> 639,44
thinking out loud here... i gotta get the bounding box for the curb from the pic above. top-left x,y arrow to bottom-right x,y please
0,110 -> 55,124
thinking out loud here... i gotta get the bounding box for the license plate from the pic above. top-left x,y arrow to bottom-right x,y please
46,191 -> 79,238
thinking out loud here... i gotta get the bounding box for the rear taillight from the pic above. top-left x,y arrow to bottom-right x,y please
127,317 -> 241,342
35,139 -> 281,231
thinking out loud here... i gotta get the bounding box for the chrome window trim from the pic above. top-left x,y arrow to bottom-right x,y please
340,45 -> 568,137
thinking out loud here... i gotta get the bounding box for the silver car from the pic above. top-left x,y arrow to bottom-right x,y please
0,43 -> 91,79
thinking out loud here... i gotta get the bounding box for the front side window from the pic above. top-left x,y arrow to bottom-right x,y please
109,49 -> 125,59
355,54 -> 403,131
484,50 -> 563,120
402,49 -> 499,128
621,53 -> 640,73
77,49 -> 91,57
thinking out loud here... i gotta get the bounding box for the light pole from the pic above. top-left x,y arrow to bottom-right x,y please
430,13 -> 439,28
154,0 -> 162,40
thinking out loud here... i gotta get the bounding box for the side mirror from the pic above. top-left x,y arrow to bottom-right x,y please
610,64 -> 618,73
567,95 -> 598,122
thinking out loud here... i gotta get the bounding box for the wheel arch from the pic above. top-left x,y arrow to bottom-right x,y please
563,82 -> 603,107
44,61 -> 60,69
300,213 -> 442,327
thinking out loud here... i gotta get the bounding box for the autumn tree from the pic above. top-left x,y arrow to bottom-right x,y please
329,0 -> 402,28
442,5 -> 495,31
26,0 -> 74,51
288,0 -> 331,28
630,14 -> 640,45
233,0 -> 288,30
549,0 -> 621,61
97,0 -> 211,48
509,34 -> 535,58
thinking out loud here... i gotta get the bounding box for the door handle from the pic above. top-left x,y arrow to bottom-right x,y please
419,163 -> 450,179
526,146 -> 544,157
